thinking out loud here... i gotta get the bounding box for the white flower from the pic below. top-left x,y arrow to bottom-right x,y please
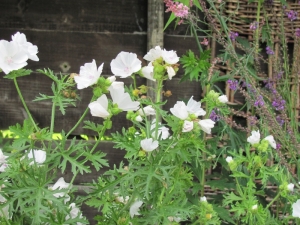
200,196 -> 207,202
74,60 -> 103,89
88,95 -> 110,118
135,115 -> 143,122
162,49 -> 179,64
292,199 -> 300,218
0,194 -> 9,219
109,86 -> 140,111
140,138 -> 159,152
263,135 -> 276,149
115,195 -> 129,204
65,203 -> 83,225
50,178 -> 72,204
170,101 -> 189,120
151,120 -> 170,140
0,150 -> 8,172
51,177 -> 71,192
11,32 -> 39,61
252,204 -> 258,210
198,119 -> 215,134
288,183 -> 295,192
110,51 -> 141,78
138,105 -> 156,116
186,96 -> 206,117
226,156 -> 233,163
247,130 -> 260,145
182,120 -> 193,132
141,63 -> 156,81
107,76 -> 116,83
166,66 -> 176,79
0,40 -> 28,74
27,149 -> 46,165
130,200 -> 143,218
143,46 -> 162,62
218,95 -> 228,103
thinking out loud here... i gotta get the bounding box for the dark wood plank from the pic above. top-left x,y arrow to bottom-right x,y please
0,0 -> 147,33
0,29 -> 147,74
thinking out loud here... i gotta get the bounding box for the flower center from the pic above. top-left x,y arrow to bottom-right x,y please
5,56 -> 13,65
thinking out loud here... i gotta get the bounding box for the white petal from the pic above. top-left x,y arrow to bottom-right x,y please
198,119 -> 215,134
143,46 -> 162,62
88,95 -> 110,118
130,200 -> 143,218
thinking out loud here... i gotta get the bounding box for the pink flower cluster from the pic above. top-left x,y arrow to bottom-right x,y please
164,0 -> 189,24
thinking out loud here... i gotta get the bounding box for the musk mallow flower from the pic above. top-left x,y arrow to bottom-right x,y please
200,196 -> 207,202
151,120 -> 170,140
186,96 -> 206,117
138,105 -> 156,116
27,149 -> 46,165
166,66 -> 176,79
11,32 -> 39,61
198,119 -> 215,134
288,183 -> 295,192
218,95 -> 228,104
0,40 -> 28,74
0,149 -> 8,172
110,51 -> 142,78
140,138 -> 159,152
161,49 -> 179,64
247,130 -> 260,145
109,85 -> 140,111
170,101 -> 189,120
0,194 -> 9,219
143,46 -> 163,62
65,203 -> 83,223
88,95 -> 110,118
225,156 -> 233,163
182,120 -> 193,132
74,60 -> 103,89
263,135 -> 276,149
292,199 -> 300,218
50,177 -> 72,199
141,62 -> 156,81
130,200 -> 143,218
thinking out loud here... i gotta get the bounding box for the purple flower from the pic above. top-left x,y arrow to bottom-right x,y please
276,71 -> 283,79
272,98 -> 285,111
266,46 -> 274,55
276,143 -> 281,149
254,95 -> 264,107
249,116 -> 258,125
295,28 -> 300,38
250,22 -> 258,30
210,109 -> 220,122
286,10 -> 298,21
276,115 -> 284,126
227,79 -> 238,90
229,31 -> 238,41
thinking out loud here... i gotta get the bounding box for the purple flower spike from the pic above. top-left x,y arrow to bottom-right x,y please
227,79 -> 238,90
229,31 -> 239,41
286,10 -> 298,21
266,46 -> 274,55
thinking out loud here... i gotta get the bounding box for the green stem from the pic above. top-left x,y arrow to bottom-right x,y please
66,107 -> 89,138
192,24 -> 203,53
132,75 -> 137,90
90,120 -> 109,154
13,78 -> 39,131
266,192 -> 280,209
255,0 -> 262,53
49,101 -> 56,136
154,79 -> 163,140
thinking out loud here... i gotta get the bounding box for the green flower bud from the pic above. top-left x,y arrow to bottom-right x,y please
257,140 -> 269,152
93,88 -> 102,99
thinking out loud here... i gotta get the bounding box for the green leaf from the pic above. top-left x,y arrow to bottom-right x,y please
214,205 -> 235,224
3,69 -> 32,79
164,12 -> 176,30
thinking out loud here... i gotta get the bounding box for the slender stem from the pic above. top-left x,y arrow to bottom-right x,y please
13,78 -> 39,131
191,24 -> 203,53
49,101 -> 56,135
66,107 -> 89,138
132,75 -> 137,90
154,80 -> 163,140
266,192 -> 280,209
255,0 -> 261,53
90,120 -> 109,154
